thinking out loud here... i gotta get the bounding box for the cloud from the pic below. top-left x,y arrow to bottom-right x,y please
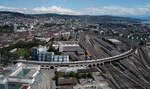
138,8 -> 149,13
0,4 -> 150,16
87,6 -> 135,15
0,5 -> 28,13
33,6 -> 83,15
145,4 -> 150,8
42,0 -> 68,2
0,5 -> 83,15
86,5 -> 150,16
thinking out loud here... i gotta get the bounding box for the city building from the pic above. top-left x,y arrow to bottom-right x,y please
61,32 -> 71,40
0,63 -> 41,89
38,52 -> 54,61
31,46 -> 49,60
56,67 -> 87,73
52,41 -> 79,52
52,41 -> 85,61
57,77 -> 77,86
53,55 -> 69,62
35,37 -> 51,42
31,46 -> 69,62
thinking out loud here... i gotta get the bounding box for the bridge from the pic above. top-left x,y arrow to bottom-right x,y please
16,48 -> 136,69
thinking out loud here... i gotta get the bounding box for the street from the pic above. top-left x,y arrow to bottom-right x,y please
39,69 -> 56,89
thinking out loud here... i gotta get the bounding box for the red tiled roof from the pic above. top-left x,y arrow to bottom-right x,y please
21,86 -> 28,89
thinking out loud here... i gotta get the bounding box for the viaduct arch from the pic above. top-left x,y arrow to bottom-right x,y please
16,48 -> 136,69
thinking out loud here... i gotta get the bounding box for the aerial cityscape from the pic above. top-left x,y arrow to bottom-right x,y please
0,0 -> 150,89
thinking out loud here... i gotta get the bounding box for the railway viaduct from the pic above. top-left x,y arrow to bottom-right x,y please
16,48 -> 136,69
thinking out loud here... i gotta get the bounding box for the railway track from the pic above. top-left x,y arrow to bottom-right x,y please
99,63 -> 145,89
114,61 -> 150,87
137,48 -> 150,68
130,55 -> 150,77
110,63 -> 149,89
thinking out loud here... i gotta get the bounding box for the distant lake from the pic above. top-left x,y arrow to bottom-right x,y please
141,21 -> 150,24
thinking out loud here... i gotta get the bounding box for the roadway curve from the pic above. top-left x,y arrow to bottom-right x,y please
16,48 -> 136,68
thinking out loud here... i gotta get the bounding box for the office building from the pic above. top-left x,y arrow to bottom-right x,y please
31,46 -> 69,62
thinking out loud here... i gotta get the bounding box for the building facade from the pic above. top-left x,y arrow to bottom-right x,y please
31,46 -> 69,62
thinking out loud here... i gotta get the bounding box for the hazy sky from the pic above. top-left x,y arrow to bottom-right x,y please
0,0 -> 150,16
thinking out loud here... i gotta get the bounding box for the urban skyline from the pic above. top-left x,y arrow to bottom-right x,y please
0,0 -> 150,16
0,1 -> 150,89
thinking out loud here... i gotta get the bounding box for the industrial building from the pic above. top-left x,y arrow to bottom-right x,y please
52,41 -> 85,61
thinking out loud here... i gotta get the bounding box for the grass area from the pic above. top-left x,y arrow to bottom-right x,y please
0,40 -> 45,65
13,48 -> 29,57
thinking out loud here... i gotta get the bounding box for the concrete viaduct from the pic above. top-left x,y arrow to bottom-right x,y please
16,48 -> 136,69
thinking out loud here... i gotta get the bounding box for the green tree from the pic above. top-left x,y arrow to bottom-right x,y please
70,72 -> 76,77
77,73 -> 82,79
88,72 -> 93,78
56,72 -> 62,78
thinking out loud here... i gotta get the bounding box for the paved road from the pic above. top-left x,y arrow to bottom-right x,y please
39,70 -> 56,89
93,72 -> 105,82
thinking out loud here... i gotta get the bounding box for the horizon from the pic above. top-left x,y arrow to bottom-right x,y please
0,11 -> 146,20
0,0 -> 150,17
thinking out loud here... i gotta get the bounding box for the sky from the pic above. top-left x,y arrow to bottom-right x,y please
0,0 -> 150,16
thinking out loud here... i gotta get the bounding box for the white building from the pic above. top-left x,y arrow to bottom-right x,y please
52,41 -> 79,52
0,63 -> 41,89
57,67 -> 87,73
31,46 -> 69,62
35,37 -> 51,42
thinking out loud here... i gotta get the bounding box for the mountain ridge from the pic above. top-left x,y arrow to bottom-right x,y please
0,11 -> 145,22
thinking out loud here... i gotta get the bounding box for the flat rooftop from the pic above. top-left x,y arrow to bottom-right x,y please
0,63 -> 41,85
62,46 -> 83,52
25,69 -> 37,78
54,41 -> 79,45
17,69 -> 31,77
108,38 -> 121,43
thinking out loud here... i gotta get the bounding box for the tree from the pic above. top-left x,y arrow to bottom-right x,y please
56,72 -> 62,78
82,74 -> 87,78
48,45 -> 55,52
77,73 -> 82,79
138,40 -> 145,46
88,72 -> 93,78
70,72 -> 76,77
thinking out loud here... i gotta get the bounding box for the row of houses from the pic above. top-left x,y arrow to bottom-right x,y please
128,33 -> 150,41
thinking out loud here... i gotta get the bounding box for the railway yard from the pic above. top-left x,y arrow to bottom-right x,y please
79,32 -> 120,60
1,10 -> 150,89
78,32 -> 150,89
96,47 -> 150,89
3,31 -> 150,89
21,32 -> 150,89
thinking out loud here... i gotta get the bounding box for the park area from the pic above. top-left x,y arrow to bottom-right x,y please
13,48 -> 30,57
